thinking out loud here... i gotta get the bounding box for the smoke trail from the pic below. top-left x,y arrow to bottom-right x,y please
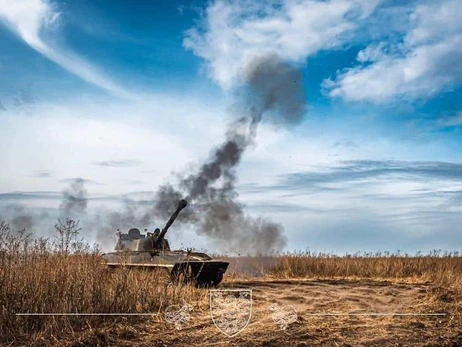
94,54 -> 306,254
60,178 -> 88,218
0,179 -> 88,237
0,204 -> 50,236
240,54 -> 306,126
0,205 -> 34,232
152,54 -> 307,254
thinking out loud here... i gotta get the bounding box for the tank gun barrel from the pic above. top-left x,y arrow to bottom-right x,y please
158,199 -> 187,241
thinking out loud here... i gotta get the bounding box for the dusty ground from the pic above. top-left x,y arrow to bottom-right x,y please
81,278 -> 461,347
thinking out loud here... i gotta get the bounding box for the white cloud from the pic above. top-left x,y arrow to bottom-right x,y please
356,42 -> 386,63
0,93 -> 228,194
183,0 -> 381,90
324,0 -> 462,102
438,112 -> 462,127
1,92 -> 460,252
0,0 -> 134,99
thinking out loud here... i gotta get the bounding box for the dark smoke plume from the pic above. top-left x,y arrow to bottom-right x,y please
240,54 -> 306,127
0,204 -> 50,236
60,178 -> 88,217
96,55 -> 306,254
0,179 -> 89,238
0,205 -> 35,232
150,55 -> 307,254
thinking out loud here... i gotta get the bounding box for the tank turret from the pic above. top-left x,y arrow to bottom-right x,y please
102,199 -> 228,287
114,199 -> 187,252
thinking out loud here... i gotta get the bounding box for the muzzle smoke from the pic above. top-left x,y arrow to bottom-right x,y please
148,55 -> 307,254
60,178 -> 88,218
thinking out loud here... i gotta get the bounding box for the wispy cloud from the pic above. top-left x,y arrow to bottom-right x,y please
324,0 -> 462,102
276,160 -> 462,188
437,112 -> 462,127
184,0 -> 381,89
248,202 -> 336,214
94,160 -> 142,168
235,160 -> 462,202
33,170 -> 52,178
0,0 -> 134,99
333,139 -> 359,150
236,159 -> 462,251
0,191 -> 61,201
59,178 -> 104,186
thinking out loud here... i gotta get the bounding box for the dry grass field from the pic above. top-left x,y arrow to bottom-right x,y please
0,221 -> 461,346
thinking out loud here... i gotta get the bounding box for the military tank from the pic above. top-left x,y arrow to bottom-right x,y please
102,199 -> 228,287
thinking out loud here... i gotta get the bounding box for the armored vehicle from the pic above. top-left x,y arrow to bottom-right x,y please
102,199 -> 228,286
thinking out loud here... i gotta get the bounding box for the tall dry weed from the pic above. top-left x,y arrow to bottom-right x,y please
1,220 -> 461,345
223,250 -> 462,296
0,221 -> 206,345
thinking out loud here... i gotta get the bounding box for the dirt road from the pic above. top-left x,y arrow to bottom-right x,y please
94,279 -> 461,346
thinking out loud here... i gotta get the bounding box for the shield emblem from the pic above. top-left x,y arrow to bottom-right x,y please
210,289 -> 252,337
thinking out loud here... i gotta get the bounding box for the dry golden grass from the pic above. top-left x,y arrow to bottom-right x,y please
0,221 -> 207,346
224,250 -> 462,292
271,251 -> 462,289
1,221 -> 461,346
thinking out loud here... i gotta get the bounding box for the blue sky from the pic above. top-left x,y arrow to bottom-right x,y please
0,0 -> 461,254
